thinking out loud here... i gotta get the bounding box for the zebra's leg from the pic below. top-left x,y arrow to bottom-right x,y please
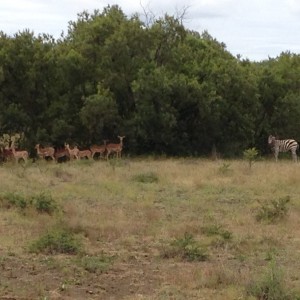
274,150 -> 279,162
292,150 -> 297,162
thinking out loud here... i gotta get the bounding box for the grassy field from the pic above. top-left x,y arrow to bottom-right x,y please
0,157 -> 300,299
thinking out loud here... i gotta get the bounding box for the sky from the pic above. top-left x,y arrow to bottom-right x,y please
1,0 -> 300,61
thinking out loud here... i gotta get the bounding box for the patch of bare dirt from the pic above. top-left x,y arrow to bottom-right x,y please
0,250 -> 163,300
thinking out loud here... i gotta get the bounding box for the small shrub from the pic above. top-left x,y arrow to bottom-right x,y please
30,192 -> 57,214
201,224 -> 232,240
0,192 -> 28,210
78,254 -> 114,274
218,162 -> 232,175
0,192 -> 58,215
201,224 -> 223,236
256,196 -> 290,223
246,259 -> 295,300
162,232 -> 208,262
132,172 -> 159,183
29,228 -> 82,255
220,230 -> 232,240
243,147 -> 258,169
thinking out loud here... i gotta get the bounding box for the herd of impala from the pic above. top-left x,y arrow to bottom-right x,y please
0,136 -> 125,163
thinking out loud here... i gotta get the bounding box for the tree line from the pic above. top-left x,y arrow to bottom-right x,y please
0,5 -> 300,157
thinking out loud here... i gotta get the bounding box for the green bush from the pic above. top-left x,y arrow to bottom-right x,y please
162,232 -> 208,262
0,192 -> 28,210
30,192 -> 57,214
78,254 -> 114,274
243,147 -> 258,169
29,228 -> 82,255
201,224 -> 232,240
256,196 -> 290,223
0,192 -> 58,215
246,260 -> 296,300
218,162 -> 232,175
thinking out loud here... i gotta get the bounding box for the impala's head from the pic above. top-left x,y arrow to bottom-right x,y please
35,144 -> 39,149
268,135 -> 275,145
118,136 -> 125,141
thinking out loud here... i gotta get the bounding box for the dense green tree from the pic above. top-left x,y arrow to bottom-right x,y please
0,5 -> 299,157
80,85 -> 121,144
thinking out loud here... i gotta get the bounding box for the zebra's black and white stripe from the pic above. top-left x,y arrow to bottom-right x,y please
268,135 -> 299,162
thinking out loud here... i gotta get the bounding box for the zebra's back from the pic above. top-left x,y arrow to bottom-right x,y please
277,139 -> 298,152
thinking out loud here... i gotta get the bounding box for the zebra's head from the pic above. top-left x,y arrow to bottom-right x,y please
268,135 -> 276,145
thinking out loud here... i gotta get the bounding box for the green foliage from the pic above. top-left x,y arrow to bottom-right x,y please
30,192 -> 57,214
132,172 -> 159,183
0,192 -> 57,214
29,228 -> 82,255
162,232 -> 208,262
77,254 -> 114,274
201,224 -> 232,249
0,5 -> 300,156
243,147 -> 258,168
0,133 -> 23,149
201,224 -> 222,236
80,86 -> 121,141
256,196 -> 290,223
246,259 -> 296,300
201,224 -> 232,239
0,192 -> 28,210
218,162 -> 232,175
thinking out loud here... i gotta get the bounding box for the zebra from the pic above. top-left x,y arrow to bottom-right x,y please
268,135 -> 299,162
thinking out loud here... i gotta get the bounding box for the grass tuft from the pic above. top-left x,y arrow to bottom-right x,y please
0,192 -> 57,215
132,172 -> 159,183
77,253 -> 114,274
29,228 -> 82,255
255,196 -> 290,223
162,232 -> 208,262
246,259 -> 297,300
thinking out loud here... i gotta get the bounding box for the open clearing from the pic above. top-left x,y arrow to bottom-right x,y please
0,158 -> 300,299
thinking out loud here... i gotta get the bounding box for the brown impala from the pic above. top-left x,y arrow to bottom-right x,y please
35,144 -> 55,161
65,143 -> 79,160
106,136 -> 125,160
90,140 -> 107,159
54,147 -> 70,162
11,141 -> 29,163
77,148 -> 92,159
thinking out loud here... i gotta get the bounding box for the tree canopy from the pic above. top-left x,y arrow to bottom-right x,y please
1,5 -> 300,157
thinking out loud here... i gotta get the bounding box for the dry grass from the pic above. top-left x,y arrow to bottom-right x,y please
0,158 -> 300,299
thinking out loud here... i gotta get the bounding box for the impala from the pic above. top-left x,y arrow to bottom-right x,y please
77,149 -> 92,159
0,147 -> 13,162
106,136 -> 125,160
65,143 -> 79,160
11,142 -> 29,163
35,144 -> 55,161
54,148 -> 70,162
90,141 -> 107,159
